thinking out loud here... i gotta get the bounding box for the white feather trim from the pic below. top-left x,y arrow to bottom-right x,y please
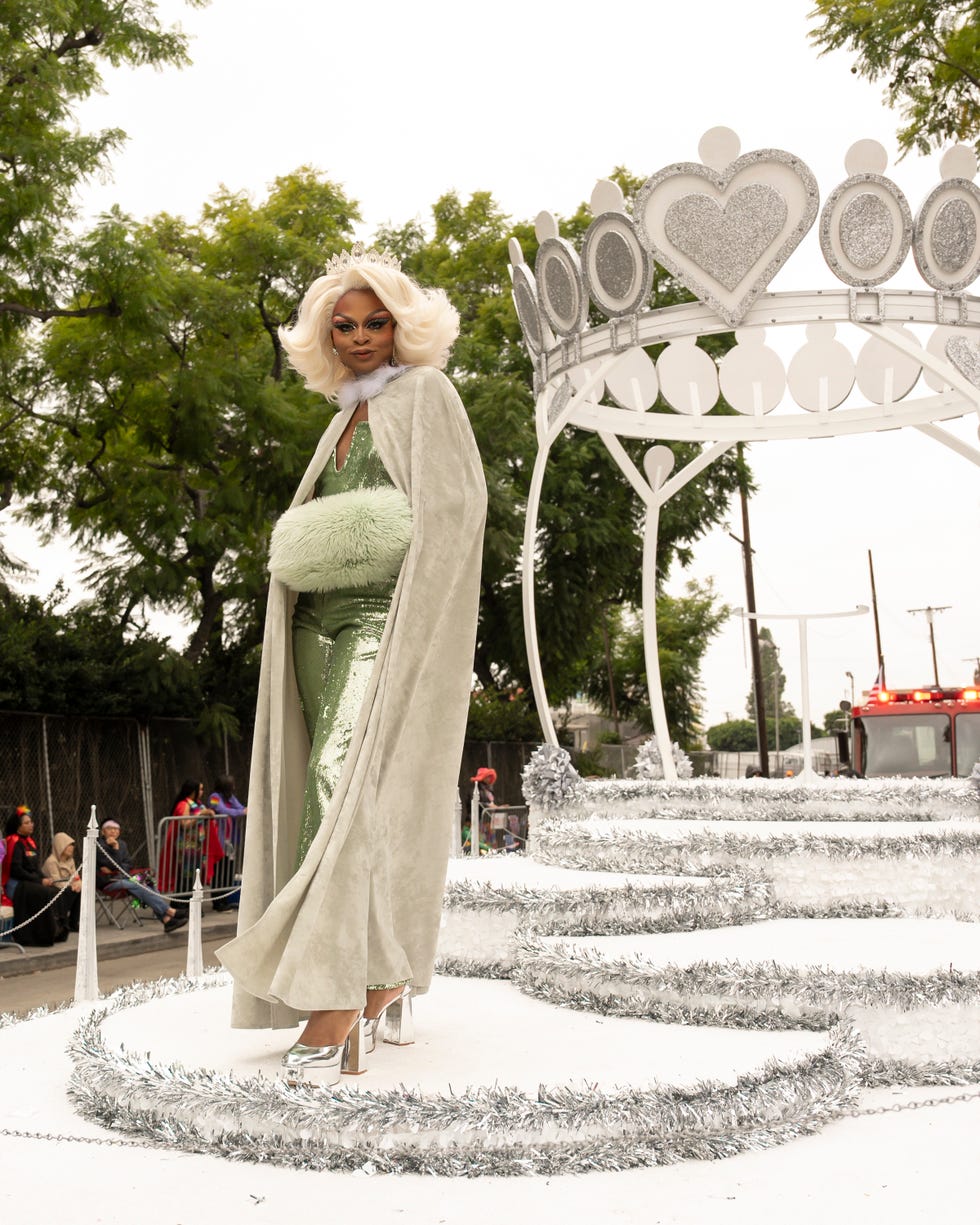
337,364 -> 408,412
268,487 -> 413,592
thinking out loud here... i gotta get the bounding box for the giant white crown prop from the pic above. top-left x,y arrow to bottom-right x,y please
510,128 -> 980,779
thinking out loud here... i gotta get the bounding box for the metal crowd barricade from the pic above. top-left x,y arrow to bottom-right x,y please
155,811 -> 245,906
465,798 -> 529,856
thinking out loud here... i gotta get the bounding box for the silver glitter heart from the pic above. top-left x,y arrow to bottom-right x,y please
945,334 -> 980,386
664,185 -> 787,292
635,149 -> 818,327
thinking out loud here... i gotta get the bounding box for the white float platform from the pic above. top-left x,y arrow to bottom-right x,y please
98,974 -> 828,1093
520,919 -> 980,1064
53,971 -> 862,1174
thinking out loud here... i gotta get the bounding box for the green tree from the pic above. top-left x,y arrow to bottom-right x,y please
823,706 -> 850,734
707,716 -> 820,752
809,0 -> 980,156
746,627 -> 796,719
0,1 -> 207,572
583,582 -> 729,748
28,170 -> 358,720
0,581 -> 198,716
707,719 -> 760,752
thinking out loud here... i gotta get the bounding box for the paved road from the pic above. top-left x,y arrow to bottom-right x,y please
0,937 -> 227,1013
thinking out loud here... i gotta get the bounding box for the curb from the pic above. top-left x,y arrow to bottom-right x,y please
0,917 -> 239,978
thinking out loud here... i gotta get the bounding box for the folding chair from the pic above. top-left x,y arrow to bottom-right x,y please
96,887 -> 146,930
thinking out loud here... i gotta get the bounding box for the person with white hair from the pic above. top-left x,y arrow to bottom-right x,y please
218,245 -> 486,1086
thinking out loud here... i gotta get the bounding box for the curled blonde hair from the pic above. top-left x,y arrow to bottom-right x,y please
279,260 -> 460,400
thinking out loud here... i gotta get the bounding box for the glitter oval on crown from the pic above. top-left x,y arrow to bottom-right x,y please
819,142 -> 912,287
582,212 -> 652,318
535,237 -> 588,337
913,146 -> 980,291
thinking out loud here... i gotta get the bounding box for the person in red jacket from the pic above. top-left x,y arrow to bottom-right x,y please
158,780 -> 224,897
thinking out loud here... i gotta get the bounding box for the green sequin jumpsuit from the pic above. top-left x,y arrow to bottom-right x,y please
291,422 -> 409,991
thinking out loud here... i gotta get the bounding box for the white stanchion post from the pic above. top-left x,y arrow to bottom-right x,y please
450,794 -> 462,859
73,805 -> 100,1003
470,781 -> 481,859
186,868 -> 204,978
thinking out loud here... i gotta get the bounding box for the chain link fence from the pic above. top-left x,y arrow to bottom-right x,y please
0,711 -> 253,868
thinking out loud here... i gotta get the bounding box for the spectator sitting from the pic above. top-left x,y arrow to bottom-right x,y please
41,832 -> 82,932
3,807 -> 70,946
96,819 -> 187,933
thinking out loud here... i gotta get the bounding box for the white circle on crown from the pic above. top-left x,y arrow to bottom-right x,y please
718,329 -> 785,415
604,347 -> 659,412
657,336 -> 720,415
787,323 -> 856,411
856,323 -> 923,403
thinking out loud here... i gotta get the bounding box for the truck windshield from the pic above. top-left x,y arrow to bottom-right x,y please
955,713 -> 980,777
862,713 -> 952,777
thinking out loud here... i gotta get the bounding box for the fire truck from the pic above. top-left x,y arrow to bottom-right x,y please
850,685 -> 980,778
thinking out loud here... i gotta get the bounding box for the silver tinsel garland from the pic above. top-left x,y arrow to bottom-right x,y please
61,972 -> 865,1175
534,821 -> 980,863
556,776 -> 979,822
521,744 -> 583,809
861,1057 -> 980,1087
442,877 -> 772,939
515,935 -> 980,1013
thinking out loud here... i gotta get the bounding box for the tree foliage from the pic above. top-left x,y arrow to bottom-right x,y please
30,171 -> 358,677
0,581 -> 198,716
745,626 -> 796,719
0,0 -> 207,571
809,0 -> 980,156
582,583 -> 729,748
3,33 -> 745,735
707,716 -> 820,752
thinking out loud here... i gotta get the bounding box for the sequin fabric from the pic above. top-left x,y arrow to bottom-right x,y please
292,422 -> 400,869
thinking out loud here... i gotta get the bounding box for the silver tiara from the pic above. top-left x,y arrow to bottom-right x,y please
324,242 -> 401,274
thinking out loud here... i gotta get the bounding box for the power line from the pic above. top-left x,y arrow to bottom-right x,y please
907,606 -> 951,686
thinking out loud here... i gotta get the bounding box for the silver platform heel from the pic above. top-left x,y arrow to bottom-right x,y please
340,1016 -> 370,1075
383,986 -> 414,1046
281,1041 -> 345,1088
281,1010 -> 364,1086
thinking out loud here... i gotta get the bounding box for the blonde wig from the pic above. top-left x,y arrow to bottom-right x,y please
279,259 -> 460,401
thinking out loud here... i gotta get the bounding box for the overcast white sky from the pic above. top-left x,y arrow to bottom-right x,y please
9,0 -> 980,733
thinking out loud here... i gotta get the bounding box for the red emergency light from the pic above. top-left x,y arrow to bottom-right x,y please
864,686 -> 978,706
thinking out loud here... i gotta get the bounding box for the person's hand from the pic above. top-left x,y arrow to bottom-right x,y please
42,877 -> 53,887
71,879 -> 82,892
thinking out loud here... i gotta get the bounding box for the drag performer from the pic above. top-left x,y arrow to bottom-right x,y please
218,246 -> 486,1086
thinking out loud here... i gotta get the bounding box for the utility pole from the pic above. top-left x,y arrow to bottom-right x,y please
964,657 -> 980,686
731,444 -> 769,777
868,550 -> 885,686
908,605 -> 951,686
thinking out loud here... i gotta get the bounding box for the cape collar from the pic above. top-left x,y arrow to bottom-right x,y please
336,363 -> 409,413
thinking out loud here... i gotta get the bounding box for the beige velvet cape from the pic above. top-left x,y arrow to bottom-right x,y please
217,366 -> 486,1029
